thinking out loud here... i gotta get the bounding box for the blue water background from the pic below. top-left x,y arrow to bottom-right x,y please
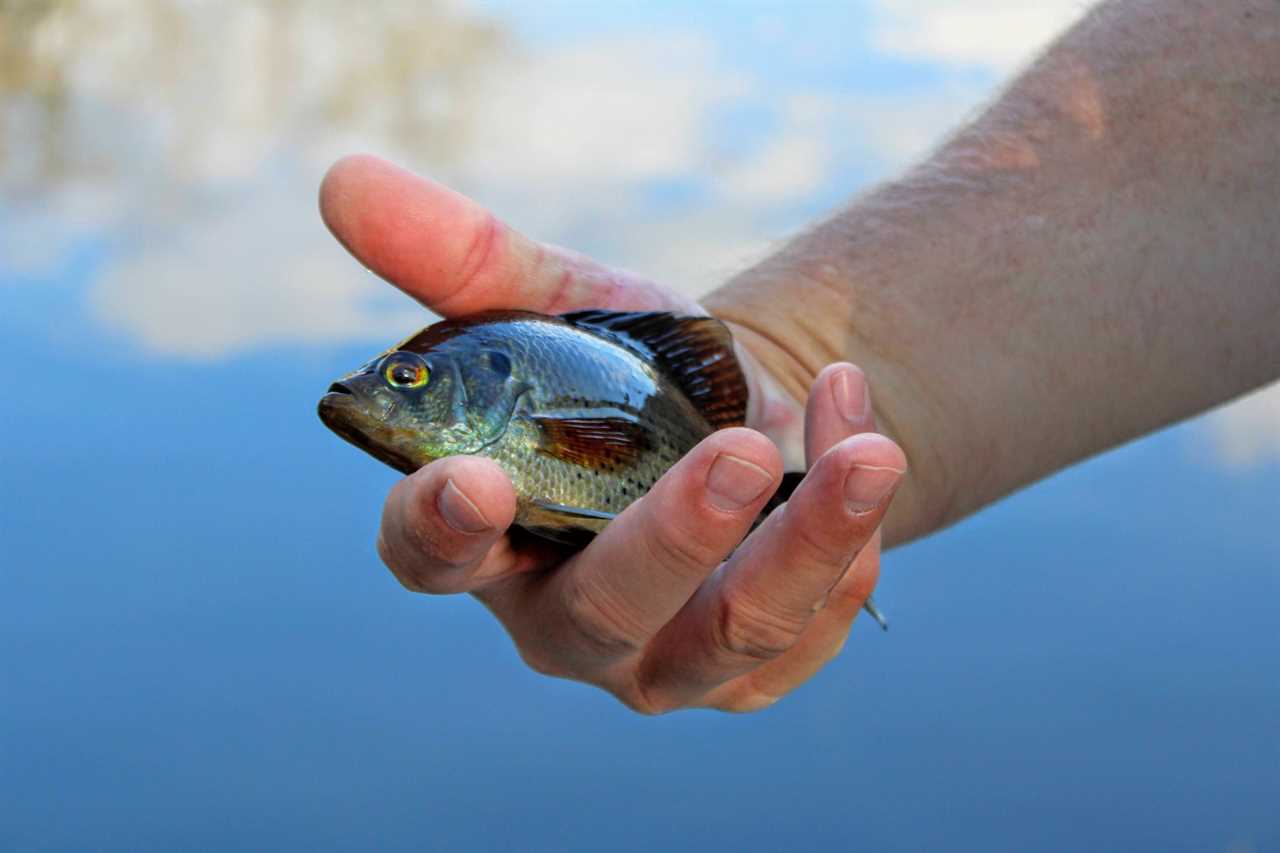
2,2 -> 1277,851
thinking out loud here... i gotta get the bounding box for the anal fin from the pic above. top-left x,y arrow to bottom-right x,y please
519,498 -> 616,544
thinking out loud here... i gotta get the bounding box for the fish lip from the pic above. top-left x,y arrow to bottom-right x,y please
317,391 -> 364,444
317,391 -> 419,474
316,383 -> 526,475
317,390 -> 357,424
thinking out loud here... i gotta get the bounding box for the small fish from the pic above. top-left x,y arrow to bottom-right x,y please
318,309 -> 888,630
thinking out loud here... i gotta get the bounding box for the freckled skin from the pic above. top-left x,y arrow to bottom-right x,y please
318,310 -> 736,539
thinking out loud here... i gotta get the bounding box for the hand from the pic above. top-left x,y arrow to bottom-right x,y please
320,154 -> 907,713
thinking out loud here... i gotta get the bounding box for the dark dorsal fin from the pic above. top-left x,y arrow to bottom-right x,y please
532,414 -> 650,469
562,310 -> 748,429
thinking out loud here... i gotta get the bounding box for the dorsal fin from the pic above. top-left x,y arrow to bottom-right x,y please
563,310 -> 748,429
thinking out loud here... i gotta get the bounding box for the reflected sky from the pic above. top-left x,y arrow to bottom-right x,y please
2,2 -> 1278,851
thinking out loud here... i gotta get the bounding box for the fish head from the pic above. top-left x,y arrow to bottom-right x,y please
318,344 -> 523,474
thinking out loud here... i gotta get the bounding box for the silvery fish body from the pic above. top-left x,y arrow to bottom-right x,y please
318,309 -> 748,543
318,308 -> 891,629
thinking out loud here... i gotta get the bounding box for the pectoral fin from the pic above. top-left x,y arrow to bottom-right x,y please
531,415 -> 650,469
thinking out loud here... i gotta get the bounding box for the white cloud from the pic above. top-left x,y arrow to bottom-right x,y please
871,0 -> 1086,72
465,33 -> 746,189
843,85 -> 992,171
88,177 -> 426,358
13,0 -> 1274,475
1204,383 -> 1280,468
3,2 -> 770,355
603,204 -> 778,299
713,97 -> 832,205
3,0 -> 1082,360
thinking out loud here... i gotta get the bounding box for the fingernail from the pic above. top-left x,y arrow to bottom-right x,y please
437,478 -> 492,533
706,453 -> 774,511
844,464 -> 902,515
831,367 -> 871,425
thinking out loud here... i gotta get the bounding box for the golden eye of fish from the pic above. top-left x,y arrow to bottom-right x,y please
383,354 -> 429,389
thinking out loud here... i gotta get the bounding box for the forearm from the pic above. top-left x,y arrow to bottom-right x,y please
706,0 -> 1280,544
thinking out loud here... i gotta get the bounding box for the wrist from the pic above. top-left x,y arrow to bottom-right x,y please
705,274 -> 958,546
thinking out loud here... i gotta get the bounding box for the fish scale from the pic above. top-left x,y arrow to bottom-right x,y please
446,316 -> 714,535
317,308 -> 889,629
319,310 -> 731,533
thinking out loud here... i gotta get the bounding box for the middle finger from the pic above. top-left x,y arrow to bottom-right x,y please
634,432 -> 905,711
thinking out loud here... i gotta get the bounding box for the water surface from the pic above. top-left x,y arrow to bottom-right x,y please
3,3 -> 1277,851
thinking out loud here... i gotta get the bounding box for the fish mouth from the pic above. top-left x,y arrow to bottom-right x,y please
317,390 -> 420,475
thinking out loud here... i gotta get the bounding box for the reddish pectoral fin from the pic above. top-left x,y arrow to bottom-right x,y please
532,415 -> 651,468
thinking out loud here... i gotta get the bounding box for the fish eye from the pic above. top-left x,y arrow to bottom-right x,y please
382,353 -> 429,389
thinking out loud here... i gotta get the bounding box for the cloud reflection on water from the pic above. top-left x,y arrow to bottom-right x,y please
871,0 -> 1086,71
0,0 -> 990,358
2,0 -> 1277,465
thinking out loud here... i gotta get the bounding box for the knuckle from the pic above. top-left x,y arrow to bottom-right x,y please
377,531 -> 428,593
617,670 -> 682,716
560,579 -> 643,659
711,593 -> 805,663
718,693 -> 780,714
457,211 -> 504,293
613,687 -> 668,717
818,634 -> 849,667
708,682 -> 781,714
401,493 -> 449,559
640,511 -> 725,580
401,572 -> 460,596
378,525 -> 470,595
378,488 -> 479,594
375,530 -> 403,575
388,568 -> 427,595
390,491 -> 435,555
516,645 -> 568,679
826,556 -> 880,614
828,576 -> 873,612
788,515 -> 860,570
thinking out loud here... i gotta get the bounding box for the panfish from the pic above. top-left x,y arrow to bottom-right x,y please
318,309 -> 888,629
